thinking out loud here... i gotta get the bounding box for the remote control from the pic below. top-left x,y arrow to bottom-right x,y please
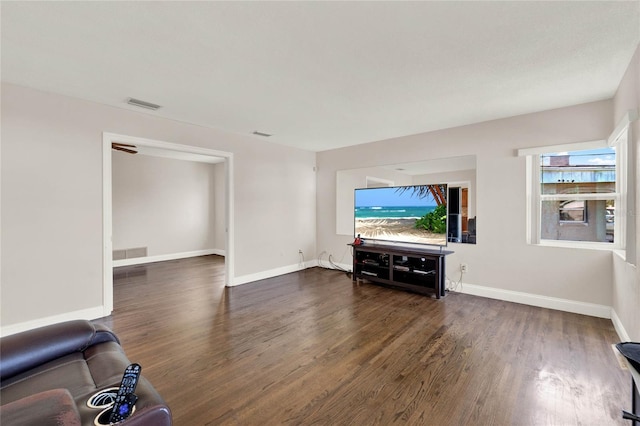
108,363 -> 141,424
108,393 -> 138,424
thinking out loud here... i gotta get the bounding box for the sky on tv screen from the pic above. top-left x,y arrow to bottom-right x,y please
355,186 -> 437,207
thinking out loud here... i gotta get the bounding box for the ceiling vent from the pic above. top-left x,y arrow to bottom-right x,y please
252,131 -> 272,137
126,98 -> 161,110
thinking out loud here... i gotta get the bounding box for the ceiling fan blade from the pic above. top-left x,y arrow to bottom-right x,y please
112,146 -> 138,154
111,142 -> 138,154
112,142 -> 137,148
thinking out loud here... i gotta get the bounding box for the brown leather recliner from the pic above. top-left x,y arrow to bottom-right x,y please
0,320 -> 172,425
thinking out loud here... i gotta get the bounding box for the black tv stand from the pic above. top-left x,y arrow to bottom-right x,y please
350,243 -> 453,298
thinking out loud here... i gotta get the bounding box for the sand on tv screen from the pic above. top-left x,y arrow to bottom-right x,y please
354,184 -> 448,247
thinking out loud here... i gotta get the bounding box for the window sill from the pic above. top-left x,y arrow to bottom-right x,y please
537,239 -> 620,251
612,249 -> 627,261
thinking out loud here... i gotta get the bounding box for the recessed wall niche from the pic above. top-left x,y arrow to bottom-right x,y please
336,155 -> 477,244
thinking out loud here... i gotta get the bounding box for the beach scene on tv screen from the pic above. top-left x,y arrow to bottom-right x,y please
354,184 -> 447,246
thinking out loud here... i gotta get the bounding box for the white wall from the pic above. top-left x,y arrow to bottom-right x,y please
213,162 -> 226,250
112,152 -> 223,258
1,83 -> 316,330
612,44 -> 640,340
2,45 -> 637,336
317,99 -> 615,315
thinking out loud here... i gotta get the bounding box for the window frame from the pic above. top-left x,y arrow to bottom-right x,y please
558,200 -> 587,223
520,139 -> 626,250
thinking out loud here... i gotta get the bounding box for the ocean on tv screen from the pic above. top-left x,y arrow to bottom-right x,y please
354,185 -> 447,246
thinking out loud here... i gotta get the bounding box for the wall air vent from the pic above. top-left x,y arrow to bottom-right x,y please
126,98 -> 161,110
113,247 -> 148,260
252,131 -> 272,137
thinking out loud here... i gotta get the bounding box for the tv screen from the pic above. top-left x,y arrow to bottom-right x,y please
354,184 -> 448,247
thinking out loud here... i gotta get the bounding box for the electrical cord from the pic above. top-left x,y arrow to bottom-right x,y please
317,250 -> 352,277
446,269 -> 464,292
329,254 -> 349,273
317,251 -> 329,269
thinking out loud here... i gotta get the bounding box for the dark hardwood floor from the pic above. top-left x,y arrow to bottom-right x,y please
96,255 -> 630,425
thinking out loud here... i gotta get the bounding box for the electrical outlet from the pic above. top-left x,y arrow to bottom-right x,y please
460,263 -> 468,273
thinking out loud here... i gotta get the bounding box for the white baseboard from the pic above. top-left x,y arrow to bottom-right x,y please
0,306 -> 105,337
455,282 -> 612,319
232,260 -> 317,286
316,259 -> 352,272
113,249 -> 224,267
611,309 -> 631,341
233,258 -> 357,287
336,261 -> 352,271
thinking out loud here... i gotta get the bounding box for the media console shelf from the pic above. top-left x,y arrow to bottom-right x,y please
350,243 -> 453,298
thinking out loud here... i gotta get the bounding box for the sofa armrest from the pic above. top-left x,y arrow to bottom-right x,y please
0,320 -> 120,381
119,405 -> 172,426
0,388 -> 81,426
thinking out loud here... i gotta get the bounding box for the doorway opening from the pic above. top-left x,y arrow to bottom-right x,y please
102,132 -> 234,315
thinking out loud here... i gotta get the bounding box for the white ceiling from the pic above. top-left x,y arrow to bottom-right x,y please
2,1 -> 639,152
380,155 -> 477,176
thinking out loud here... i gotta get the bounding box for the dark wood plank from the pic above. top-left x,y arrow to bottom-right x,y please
95,256 -> 629,425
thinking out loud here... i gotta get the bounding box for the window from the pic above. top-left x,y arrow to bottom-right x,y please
540,147 -> 617,244
558,200 -> 586,222
519,139 -> 626,249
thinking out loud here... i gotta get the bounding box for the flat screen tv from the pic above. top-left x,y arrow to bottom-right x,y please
354,184 -> 448,247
